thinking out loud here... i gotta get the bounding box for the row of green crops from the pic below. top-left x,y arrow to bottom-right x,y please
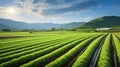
20,34 -> 99,67
0,35 -> 73,53
1,33 -> 119,67
0,33 -> 97,48
112,34 -> 120,66
116,33 -> 120,38
0,35 -> 67,49
72,34 -> 106,67
0,36 -> 78,57
0,36 -> 81,63
0,36 -> 45,44
0,35 -> 57,47
45,34 -> 103,67
0,34 -> 91,67
97,34 -> 112,67
0,36 -> 53,49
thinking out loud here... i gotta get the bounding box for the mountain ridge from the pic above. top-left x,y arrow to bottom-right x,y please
79,16 -> 120,28
0,18 -> 84,30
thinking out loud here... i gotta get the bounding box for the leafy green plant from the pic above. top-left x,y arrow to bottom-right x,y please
72,34 -> 105,67
46,34 -> 102,67
112,34 -> 120,66
97,34 -> 112,67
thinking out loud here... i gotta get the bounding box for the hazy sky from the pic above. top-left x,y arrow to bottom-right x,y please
0,0 -> 120,23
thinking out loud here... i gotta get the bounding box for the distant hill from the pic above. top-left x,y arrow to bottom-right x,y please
79,16 -> 120,28
0,19 -> 84,30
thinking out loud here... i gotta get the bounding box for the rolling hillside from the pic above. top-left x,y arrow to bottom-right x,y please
0,19 -> 84,30
79,16 -> 120,28
1,16 -> 120,30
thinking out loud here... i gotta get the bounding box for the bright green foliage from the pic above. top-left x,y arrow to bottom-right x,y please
72,34 -> 105,67
112,34 -> 120,66
0,36 -> 74,57
0,36 -> 53,48
45,34 -> 101,67
0,35 -> 83,67
97,34 -> 112,67
0,36 -> 77,63
20,35 -> 94,67
0,36 -> 65,53
0,32 -> 119,67
80,16 -> 120,28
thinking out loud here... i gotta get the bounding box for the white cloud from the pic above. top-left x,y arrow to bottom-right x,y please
0,0 -> 95,23
0,0 -> 69,23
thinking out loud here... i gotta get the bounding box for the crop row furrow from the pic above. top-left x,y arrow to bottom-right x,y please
112,34 -> 120,67
0,36 -> 50,48
0,36 -> 43,44
0,36 -> 52,50
111,34 -> 118,67
0,36 -> 71,54
20,35 -> 97,67
0,36 -> 80,63
72,34 -> 105,67
97,34 -> 112,67
89,35 -> 106,67
0,35 -> 91,67
0,36 -> 77,57
46,34 -> 102,67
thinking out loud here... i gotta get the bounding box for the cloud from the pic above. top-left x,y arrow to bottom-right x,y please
0,0 -> 99,23
33,0 -> 78,5
13,0 -> 98,16
42,0 -> 98,15
1,0 -> 98,16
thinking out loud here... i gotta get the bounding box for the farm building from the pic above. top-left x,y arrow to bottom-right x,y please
96,28 -> 112,31
96,27 -> 120,31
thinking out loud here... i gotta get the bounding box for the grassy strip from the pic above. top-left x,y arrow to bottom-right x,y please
0,36 -> 75,57
112,34 -> 120,66
116,33 -> 120,38
0,36 -> 67,54
0,35 -> 60,50
0,37 -> 50,49
46,34 -> 102,67
72,34 -> 105,67
0,36 -> 50,48
0,36 -> 79,63
20,35 -> 96,67
97,34 -> 112,67
0,36 -> 42,44
0,35 -> 83,67
0,35 -> 79,63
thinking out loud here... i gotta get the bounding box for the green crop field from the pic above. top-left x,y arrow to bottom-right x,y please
0,32 -> 120,67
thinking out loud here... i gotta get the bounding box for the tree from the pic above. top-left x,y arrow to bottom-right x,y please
22,29 -> 29,32
2,29 -> 12,32
71,28 -> 77,31
29,31 -> 32,34
51,27 -> 56,31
